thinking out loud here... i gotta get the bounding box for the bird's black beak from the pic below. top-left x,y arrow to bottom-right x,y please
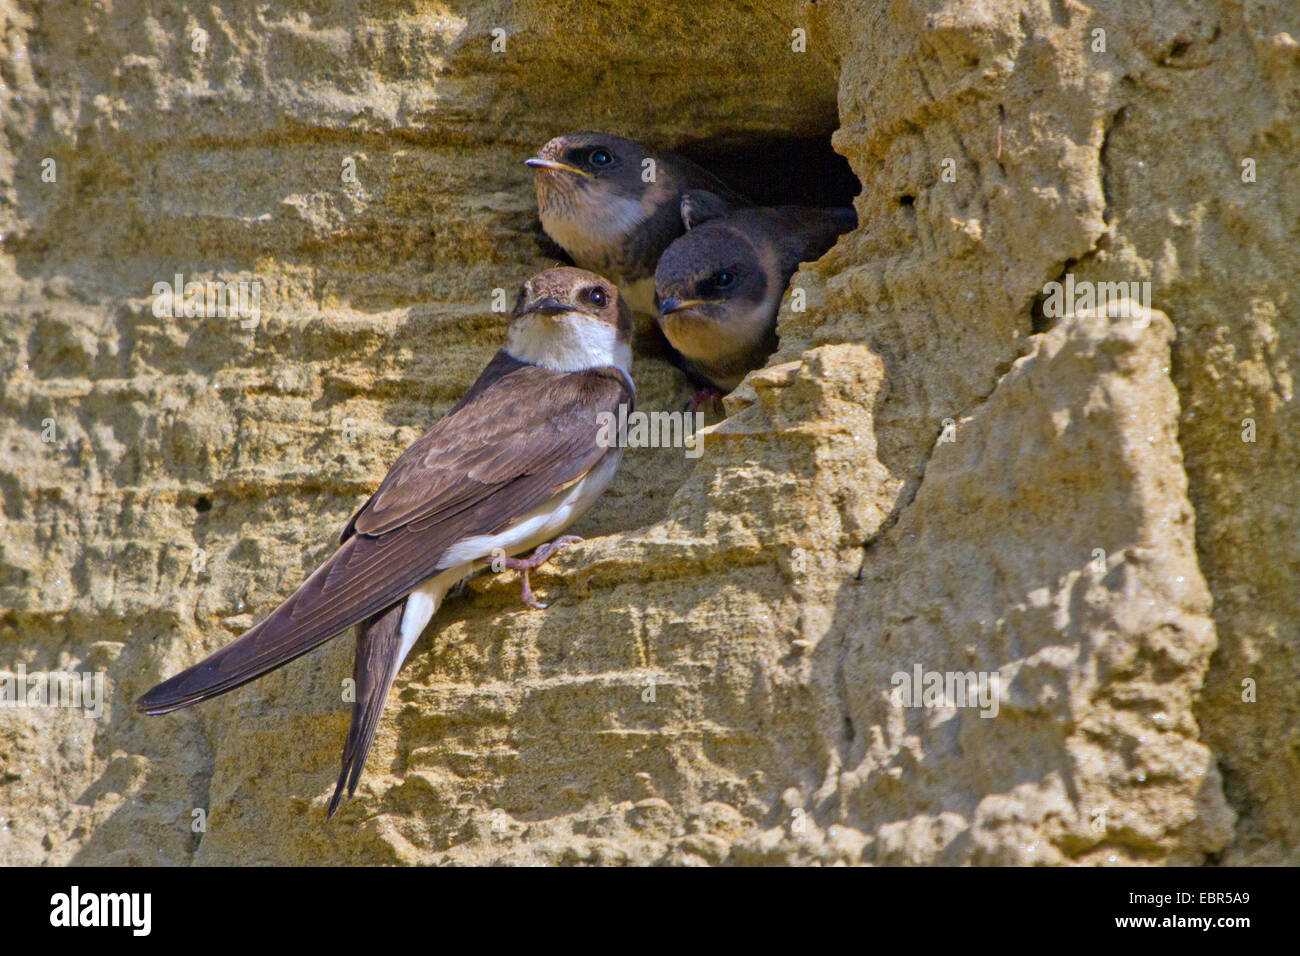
658,296 -> 707,317
525,157 -> 592,178
521,296 -> 569,317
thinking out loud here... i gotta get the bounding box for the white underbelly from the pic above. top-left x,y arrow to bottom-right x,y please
540,197 -> 648,289
395,449 -> 623,664
440,448 -> 622,565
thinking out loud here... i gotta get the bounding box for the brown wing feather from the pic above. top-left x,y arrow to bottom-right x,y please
755,206 -> 857,274
328,599 -> 405,817
136,356 -> 632,715
339,351 -> 526,542
345,352 -> 618,537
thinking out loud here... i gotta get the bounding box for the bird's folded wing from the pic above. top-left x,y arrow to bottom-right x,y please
764,206 -> 857,270
137,355 -> 633,714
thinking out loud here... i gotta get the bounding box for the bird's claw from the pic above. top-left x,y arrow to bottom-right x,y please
685,388 -> 722,414
489,535 -> 584,610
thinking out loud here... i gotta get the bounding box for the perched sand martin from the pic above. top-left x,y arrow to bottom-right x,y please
526,132 -> 747,317
137,268 -> 635,817
655,195 -> 856,395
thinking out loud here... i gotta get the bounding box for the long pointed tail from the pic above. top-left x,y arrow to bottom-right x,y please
327,600 -> 408,818
327,569 -> 463,817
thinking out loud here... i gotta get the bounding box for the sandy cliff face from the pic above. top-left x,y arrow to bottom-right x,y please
0,0 -> 1294,864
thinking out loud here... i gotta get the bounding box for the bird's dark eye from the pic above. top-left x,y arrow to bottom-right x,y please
714,271 -> 735,289
585,286 -> 609,307
589,148 -> 613,167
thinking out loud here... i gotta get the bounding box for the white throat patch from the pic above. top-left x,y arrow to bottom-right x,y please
506,311 -> 632,374
540,194 -> 648,269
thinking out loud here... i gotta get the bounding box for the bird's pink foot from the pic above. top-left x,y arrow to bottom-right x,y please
686,388 -> 722,413
487,535 -> 584,609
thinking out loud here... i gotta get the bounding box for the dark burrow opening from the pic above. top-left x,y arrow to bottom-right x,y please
1029,257 -> 1078,334
674,134 -> 861,209
527,125 -> 862,541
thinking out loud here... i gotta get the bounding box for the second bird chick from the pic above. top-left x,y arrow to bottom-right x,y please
655,193 -> 856,396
